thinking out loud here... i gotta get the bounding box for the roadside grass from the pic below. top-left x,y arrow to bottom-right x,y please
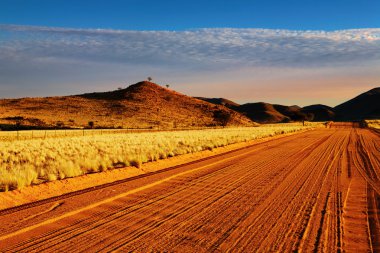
365,120 -> 380,129
0,123 -> 321,191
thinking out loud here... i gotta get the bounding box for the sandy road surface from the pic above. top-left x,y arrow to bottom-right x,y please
0,123 -> 379,252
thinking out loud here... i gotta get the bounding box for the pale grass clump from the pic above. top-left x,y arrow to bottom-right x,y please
365,120 -> 380,129
0,165 -> 38,191
0,124 -> 319,191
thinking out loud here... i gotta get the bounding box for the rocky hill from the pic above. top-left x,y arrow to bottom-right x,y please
195,97 -> 240,108
0,81 -> 255,129
201,87 -> 380,123
334,87 -> 380,120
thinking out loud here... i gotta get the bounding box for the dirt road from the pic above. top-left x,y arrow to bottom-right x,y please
0,124 -> 379,252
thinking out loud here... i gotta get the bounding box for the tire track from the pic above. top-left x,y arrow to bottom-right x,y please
0,126 -> 378,252
2,133 -> 314,252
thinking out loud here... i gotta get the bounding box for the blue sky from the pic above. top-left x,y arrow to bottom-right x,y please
1,0 -> 379,31
0,1 -> 379,106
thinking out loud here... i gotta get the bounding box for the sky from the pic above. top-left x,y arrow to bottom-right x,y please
0,0 -> 380,106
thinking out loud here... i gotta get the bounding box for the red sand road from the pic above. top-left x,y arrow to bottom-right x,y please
0,124 -> 379,252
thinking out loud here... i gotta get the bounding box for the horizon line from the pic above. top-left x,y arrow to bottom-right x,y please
0,80 -> 378,108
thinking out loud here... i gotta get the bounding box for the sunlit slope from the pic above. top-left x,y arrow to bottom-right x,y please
0,81 -> 254,129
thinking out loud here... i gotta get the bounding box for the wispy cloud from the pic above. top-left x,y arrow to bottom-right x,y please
1,24 -> 380,68
0,24 -> 379,105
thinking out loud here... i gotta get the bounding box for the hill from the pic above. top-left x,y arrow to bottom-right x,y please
195,97 -> 240,108
0,81 -> 255,129
1,84 -> 378,128
301,104 -> 335,121
236,103 -> 291,123
201,86 -> 380,123
197,98 -> 309,123
334,87 -> 380,120
201,98 -> 319,123
273,104 -> 307,121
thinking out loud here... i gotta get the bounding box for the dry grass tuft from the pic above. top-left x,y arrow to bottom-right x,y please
365,119 -> 380,129
0,123 -> 321,191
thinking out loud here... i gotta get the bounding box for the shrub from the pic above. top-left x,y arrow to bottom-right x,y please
0,123 -> 320,191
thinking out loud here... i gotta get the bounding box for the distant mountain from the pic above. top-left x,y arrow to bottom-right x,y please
0,81 -> 255,129
301,104 -> 335,121
1,83 -> 378,129
197,98 -> 310,123
334,88 -> 380,120
303,104 -> 333,111
195,97 -> 240,108
189,87 -> 380,123
202,97 -> 332,123
273,104 -> 307,121
236,102 -> 291,123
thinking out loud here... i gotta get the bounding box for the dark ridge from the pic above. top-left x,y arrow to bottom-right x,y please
236,102 -> 290,123
334,87 -> 380,120
195,97 -> 240,108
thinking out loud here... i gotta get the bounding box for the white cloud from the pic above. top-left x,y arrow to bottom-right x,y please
1,25 -> 379,69
0,24 -> 379,104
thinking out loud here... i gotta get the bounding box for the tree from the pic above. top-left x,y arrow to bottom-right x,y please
147,77 -> 153,82
306,113 -> 314,121
8,116 -> 24,130
15,119 -> 22,129
166,84 -> 170,89
88,121 -> 95,129
56,121 -> 64,128
213,110 -> 232,127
